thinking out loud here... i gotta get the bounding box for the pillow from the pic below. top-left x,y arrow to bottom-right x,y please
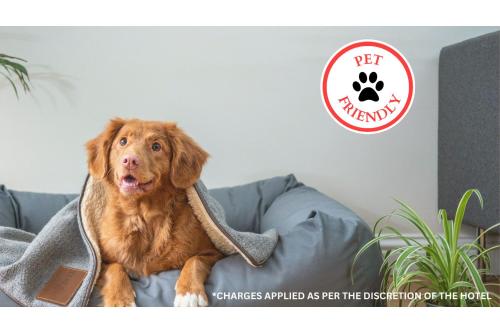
261,185 -> 363,234
0,185 -> 18,229
8,190 -> 77,234
208,174 -> 302,233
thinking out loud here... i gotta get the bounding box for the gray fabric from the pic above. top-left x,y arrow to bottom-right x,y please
0,200 -> 94,306
0,289 -> 19,306
0,184 -> 78,234
209,175 -> 302,233
194,181 -> 278,266
0,185 -> 18,229
133,176 -> 382,306
9,190 -> 77,234
439,31 -> 500,233
261,184 -> 363,234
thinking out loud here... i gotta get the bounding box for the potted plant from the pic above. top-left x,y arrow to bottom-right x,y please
352,189 -> 500,306
0,53 -> 30,98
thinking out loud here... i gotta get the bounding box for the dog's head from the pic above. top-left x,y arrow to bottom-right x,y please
86,118 -> 208,196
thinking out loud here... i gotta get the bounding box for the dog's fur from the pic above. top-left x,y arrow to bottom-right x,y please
86,118 -> 223,307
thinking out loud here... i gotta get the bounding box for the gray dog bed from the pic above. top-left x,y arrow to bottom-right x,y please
0,175 -> 382,306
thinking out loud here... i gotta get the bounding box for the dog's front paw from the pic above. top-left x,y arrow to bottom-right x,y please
174,292 -> 208,307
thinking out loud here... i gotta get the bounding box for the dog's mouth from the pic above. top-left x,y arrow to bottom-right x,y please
119,174 -> 154,194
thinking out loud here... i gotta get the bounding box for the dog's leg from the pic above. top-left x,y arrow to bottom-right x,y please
100,263 -> 136,307
174,252 -> 223,307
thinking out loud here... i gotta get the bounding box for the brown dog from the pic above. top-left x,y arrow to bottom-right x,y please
86,118 -> 223,307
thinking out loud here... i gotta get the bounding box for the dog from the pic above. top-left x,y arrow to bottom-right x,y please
86,118 -> 223,307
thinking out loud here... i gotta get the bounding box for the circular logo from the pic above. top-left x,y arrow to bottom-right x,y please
321,40 -> 415,134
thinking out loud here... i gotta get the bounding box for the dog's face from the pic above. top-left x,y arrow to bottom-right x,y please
108,121 -> 170,195
86,118 -> 208,196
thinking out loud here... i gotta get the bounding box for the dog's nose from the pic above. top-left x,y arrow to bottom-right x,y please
122,155 -> 140,169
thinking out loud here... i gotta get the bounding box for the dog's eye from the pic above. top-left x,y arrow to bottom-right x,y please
152,142 -> 161,151
119,137 -> 127,146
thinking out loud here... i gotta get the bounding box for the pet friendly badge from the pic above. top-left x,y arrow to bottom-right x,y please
321,40 -> 415,134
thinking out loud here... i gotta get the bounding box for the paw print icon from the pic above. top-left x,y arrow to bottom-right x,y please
353,72 -> 384,102
321,40 -> 415,133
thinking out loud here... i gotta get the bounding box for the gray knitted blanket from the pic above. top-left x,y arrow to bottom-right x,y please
0,176 -> 278,306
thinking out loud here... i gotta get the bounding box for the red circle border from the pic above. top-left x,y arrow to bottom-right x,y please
321,40 -> 414,133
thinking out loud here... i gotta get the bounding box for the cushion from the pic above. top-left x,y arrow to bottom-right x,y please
0,185 -> 18,229
0,185 -> 77,234
260,184 -> 363,234
209,175 -> 302,233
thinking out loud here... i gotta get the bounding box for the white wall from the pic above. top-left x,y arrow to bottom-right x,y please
0,27 -> 498,239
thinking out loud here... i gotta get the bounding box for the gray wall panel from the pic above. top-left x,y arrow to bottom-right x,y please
439,31 -> 500,232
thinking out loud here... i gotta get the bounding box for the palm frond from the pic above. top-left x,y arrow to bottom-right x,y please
0,53 -> 31,98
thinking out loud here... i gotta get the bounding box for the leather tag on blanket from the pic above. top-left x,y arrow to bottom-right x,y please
36,266 -> 87,306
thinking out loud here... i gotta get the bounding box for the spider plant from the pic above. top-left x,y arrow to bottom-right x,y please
352,189 -> 500,306
0,53 -> 31,98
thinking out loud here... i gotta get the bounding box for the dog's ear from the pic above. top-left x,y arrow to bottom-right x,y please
86,118 -> 125,179
165,123 -> 209,189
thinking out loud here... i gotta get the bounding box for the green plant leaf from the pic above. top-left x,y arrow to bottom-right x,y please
379,247 -> 406,274
351,234 -> 396,284
449,281 -> 474,290
373,214 -> 391,234
0,53 -> 27,62
437,234 -> 452,268
469,244 -> 500,268
458,249 -> 490,307
467,222 -> 500,248
378,225 -> 422,247
438,209 -> 452,244
0,53 -> 31,97
393,246 -> 420,278
452,189 -> 482,252
392,210 -> 450,273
